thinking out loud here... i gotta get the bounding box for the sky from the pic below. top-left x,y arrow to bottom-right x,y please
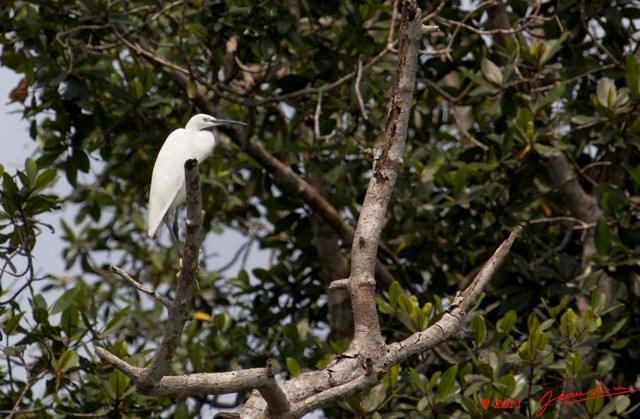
0,66 -> 70,280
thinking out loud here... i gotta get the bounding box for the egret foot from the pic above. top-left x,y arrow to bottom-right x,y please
163,213 -> 183,259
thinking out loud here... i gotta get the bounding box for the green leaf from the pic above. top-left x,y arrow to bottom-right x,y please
72,149 -> 90,173
60,305 -> 79,336
100,306 -> 131,337
50,287 -> 81,314
362,383 -> 387,413
584,382 -> 604,414
385,364 -> 399,388
109,370 -> 131,398
481,58 -> 503,86
539,32 -> 569,65
614,396 -> 631,414
459,66 -> 499,90
597,353 -> 615,375
530,331 -> 548,352
470,315 -> 486,346
58,350 -> 79,372
187,23 -> 208,38
535,82 -> 566,111
4,311 -> 25,335
437,365 -> 458,403
560,308 -> 577,337
571,114 -> 607,126
389,281 -> 400,307
286,357 -> 302,378
594,217 -> 611,256
625,54 -> 640,96
32,168 -> 58,191
25,157 -> 37,184
497,310 -> 517,333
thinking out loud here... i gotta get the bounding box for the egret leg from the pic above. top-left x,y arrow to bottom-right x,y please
163,210 -> 183,258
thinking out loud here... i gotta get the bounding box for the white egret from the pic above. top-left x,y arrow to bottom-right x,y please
147,113 -> 246,256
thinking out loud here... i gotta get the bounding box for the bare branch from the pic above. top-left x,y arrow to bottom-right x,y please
94,347 -> 145,379
458,226 -> 523,312
111,266 -> 172,308
6,353 -> 31,419
256,360 -> 292,417
579,0 -> 622,68
529,216 -> 594,230
355,59 -> 369,120
289,359 -> 377,417
542,153 -> 601,224
347,0 -> 425,356
384,226 -> 523,366
137,159 -> 203,391
329,279 -> 349,290
96,344 -> 273,397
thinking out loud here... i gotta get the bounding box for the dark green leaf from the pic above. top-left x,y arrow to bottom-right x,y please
437,365 -> 458,403
50,287 -> 81,315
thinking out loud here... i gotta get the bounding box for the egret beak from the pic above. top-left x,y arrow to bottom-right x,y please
213,118 -> 246,127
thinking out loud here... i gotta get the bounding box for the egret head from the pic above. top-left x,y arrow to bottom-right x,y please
186,113 -> 246,131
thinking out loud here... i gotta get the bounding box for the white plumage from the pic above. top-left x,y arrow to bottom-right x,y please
147,113 -> 245,253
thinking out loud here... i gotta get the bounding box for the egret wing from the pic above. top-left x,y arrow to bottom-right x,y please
147,129 -> 191,237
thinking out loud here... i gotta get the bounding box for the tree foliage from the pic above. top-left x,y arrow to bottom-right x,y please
1,0 -> 640,417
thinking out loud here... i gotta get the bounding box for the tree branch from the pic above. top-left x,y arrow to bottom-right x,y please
111,265 -> 172,308
347,0 -> 423,358
256,360 -> 292,418
542,153 -> 601,225
136,159 -> 202,391
240,226 -> 522,417
384,226 -> 523,366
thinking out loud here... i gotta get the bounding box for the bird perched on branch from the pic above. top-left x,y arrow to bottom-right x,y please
147,113 -> 246,256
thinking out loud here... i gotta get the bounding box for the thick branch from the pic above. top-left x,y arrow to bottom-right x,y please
138,159 -> 203,391
348,0 -> 423,357
96,345 -> 273,398
542,153 -> 601,224
289,359 -> 376,417
256,361 -> 292,418
542,150 -> 624,311
240,226 -> 522,416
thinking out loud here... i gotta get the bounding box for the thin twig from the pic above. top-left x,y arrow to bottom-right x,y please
111,266 -> 172,307
355,58 -> 369,120
529,216 -> 595,230
313,91 -> 323,140
6,353 -> 31,419
579,0 -> 622,68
